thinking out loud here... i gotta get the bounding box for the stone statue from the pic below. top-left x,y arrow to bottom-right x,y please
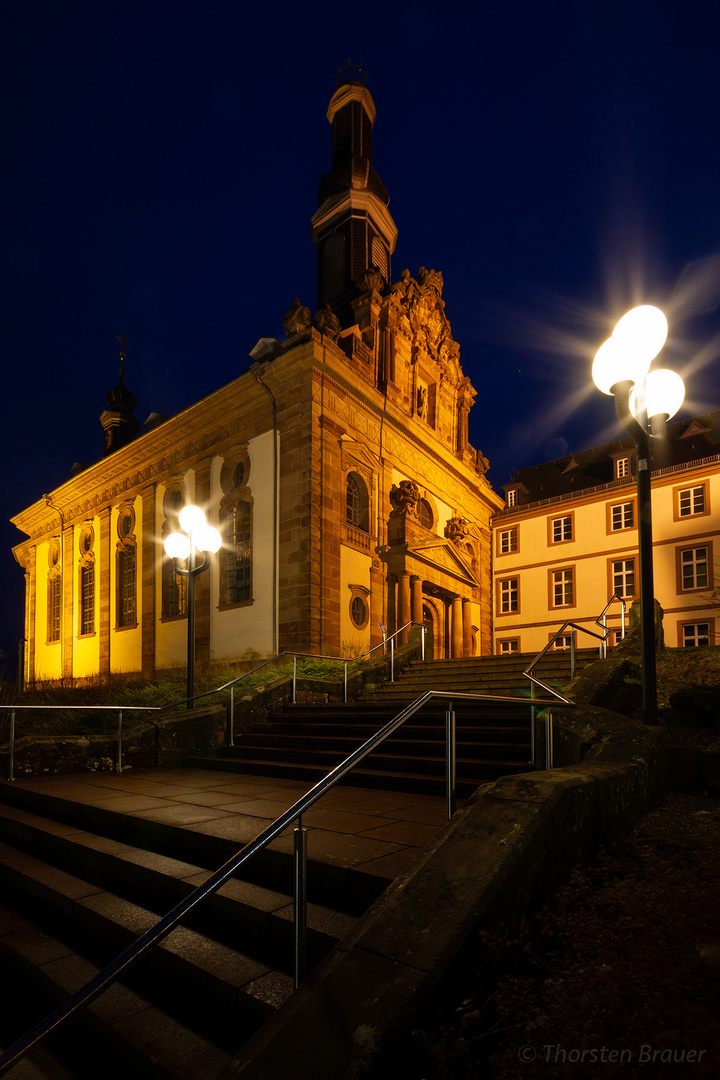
357,265 -> 385,295
389,479 -> 420,513
416,385 -> 428,421
444,517 -> 469,544
312,304 -> 341,341
282,297 -> 312,337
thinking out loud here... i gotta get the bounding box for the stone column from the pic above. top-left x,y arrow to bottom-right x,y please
462,598 -> 473,657
26,548 -> 36,685
140,485 -> 157,681
386,573 -> 397,637
451,596 -> 463,658
399,572 -> 411,644
98,507 -> 112,678
62,526 -> 74,681
411,575 -> 423,627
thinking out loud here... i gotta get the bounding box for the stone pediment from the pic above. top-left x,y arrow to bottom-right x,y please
340,439 -> 381,472
408,540 -> 479,586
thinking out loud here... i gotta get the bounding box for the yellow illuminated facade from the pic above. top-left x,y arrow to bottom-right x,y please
11,73 -> 502,685
493,411 -> 720,654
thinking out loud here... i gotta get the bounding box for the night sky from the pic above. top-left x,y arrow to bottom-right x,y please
3,0 -> 720,666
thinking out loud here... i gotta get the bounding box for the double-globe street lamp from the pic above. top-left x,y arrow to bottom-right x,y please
164,505 -> 222,709
592,305 -> 685,724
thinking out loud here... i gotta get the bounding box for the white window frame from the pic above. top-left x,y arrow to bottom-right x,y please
498,577 -> 519,614
682,622 -> 711,647
610,501 -> 634,531
499,527 -> 518,554
611,557 -> 636,599
551,515 -> 573,544
678,484 -> 705,518
551,567 -> 574,608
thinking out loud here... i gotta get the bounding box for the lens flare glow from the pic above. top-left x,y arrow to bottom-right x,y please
164,531 -> 190,560
612,305 -> 668,365
629,369 -> 685,421
179,504 -> 206,534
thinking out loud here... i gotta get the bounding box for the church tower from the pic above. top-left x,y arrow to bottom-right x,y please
312,63 -> 398,323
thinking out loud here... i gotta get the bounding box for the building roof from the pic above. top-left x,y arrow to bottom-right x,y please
500,409 -> 720,508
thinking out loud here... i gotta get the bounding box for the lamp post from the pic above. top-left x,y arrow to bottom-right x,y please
164,505 -> 221,709
592,305 -> 685,725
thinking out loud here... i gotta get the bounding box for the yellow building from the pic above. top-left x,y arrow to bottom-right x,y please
492,411 -> 720,654
12,69 -> 502,686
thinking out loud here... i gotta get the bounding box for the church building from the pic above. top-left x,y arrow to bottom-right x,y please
12,68 -> 503,685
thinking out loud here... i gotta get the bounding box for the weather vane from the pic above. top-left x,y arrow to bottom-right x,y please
115,335 -> 129,381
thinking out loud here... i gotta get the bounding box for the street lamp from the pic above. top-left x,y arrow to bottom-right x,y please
592,305 -> 685,724
164,505 -> 221,709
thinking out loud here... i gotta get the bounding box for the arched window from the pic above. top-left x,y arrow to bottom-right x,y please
226,500 -> 252,604
345,472 -> 369,531
80,563 -> 95,635
117,545 -> 137,627
78,525 -> 95,636
116,506 -> 137,629
323,232 -> 346,303
47,541 -> 61,643
163,557 -> 187,618
417,499 -> 434,530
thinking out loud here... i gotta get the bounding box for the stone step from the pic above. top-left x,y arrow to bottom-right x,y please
186,754 -> 524,796
0,773 -> 393,1077
0,903 -> 232,1080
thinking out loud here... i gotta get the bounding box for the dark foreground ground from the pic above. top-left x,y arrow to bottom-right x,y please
406,791 -> 720,1079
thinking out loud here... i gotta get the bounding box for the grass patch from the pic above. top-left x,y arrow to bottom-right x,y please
1,654 -> 356,741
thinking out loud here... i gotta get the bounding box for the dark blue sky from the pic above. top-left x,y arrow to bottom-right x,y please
3,0 -> 720,665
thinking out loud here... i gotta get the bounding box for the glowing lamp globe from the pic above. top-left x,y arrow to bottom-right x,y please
612,305 -> 668,365
630,369 -> 685,421
179,505 -> 207,534
592,305 -> 669,396
165,532 -> 190,561
195,525 -> 221,554
592,337 -> 649,395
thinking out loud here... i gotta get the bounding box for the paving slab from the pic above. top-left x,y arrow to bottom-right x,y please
0,768 -> 449,883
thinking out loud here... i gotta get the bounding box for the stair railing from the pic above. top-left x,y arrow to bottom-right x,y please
1,625 -> 429,775
0,684 -> 561,1076
523,595 -> 626,768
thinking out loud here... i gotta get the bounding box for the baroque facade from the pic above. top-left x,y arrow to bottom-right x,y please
492,410 -> 720,654
12,70 -> 503,684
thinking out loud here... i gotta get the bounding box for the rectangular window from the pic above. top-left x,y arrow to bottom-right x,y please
610,501 -> 634,531
679,546 -> 709,591
499,527 -> 518,554
506,489 -> 517,507
615,457 -> 630,479
80,563 -> 95,636
550,514 -> 573,544
497,638 -> 520,654
676,483 -> 708,520
498,577 -> 519,614
551,567 -> 574,607
611,557 -> 636,599
682,622 -> 711,648
47,575 -> 61,643
117,547 -> 136,627
551,632 -> 575,651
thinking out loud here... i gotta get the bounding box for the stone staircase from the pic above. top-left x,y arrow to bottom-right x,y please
0,772 -> 397,1079
188,650 -> 597,798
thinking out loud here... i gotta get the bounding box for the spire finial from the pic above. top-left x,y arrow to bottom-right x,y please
336,60 -> 366,88
115,335 -> 129,384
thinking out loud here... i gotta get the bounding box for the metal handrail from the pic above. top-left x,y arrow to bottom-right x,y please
0,684 -> 551,1076
0,623 -> 428,777
522,594 -> 626,769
